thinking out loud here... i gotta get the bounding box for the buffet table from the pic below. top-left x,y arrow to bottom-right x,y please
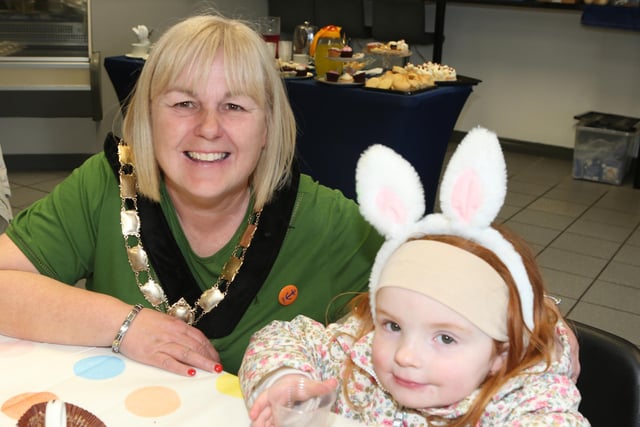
103,55 -> 145,113
0,334 -> 362,426
104,55 -> 475,212
284,79 -> 473,211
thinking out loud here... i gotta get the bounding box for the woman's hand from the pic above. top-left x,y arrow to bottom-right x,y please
249,374 -> 338,427
118,307 -> 221,376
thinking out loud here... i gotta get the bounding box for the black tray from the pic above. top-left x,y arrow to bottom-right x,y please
362,84 -> 439,96
434,75 -> 482,86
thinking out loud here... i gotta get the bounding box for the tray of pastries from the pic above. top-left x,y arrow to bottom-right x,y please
364,65 -> 436,94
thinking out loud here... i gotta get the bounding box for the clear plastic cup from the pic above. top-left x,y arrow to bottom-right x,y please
269,379 -> 337,427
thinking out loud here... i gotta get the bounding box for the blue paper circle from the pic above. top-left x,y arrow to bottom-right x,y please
73,355 -> 125,380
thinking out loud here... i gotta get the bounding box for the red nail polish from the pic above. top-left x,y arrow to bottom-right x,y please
187,368 -> 196,377
214,363 -> 223,373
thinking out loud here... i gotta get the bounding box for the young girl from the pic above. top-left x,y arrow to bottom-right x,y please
239,127 -> 589,426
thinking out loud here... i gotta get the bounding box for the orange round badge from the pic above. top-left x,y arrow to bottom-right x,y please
278,285 -> 298,306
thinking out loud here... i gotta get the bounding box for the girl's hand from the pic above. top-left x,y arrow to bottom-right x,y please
249,374 -> 338,427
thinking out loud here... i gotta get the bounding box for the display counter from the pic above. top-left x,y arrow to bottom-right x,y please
0,0 -> 101,120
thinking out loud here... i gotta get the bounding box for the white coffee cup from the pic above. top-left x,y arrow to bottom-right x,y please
278,40 -> 292,61
292,53 -> 309,66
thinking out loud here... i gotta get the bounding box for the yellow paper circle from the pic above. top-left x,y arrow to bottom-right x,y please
216,373 -> 243,398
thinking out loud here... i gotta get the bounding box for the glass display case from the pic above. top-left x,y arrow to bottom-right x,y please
0,0 -> 101,120
0,0 -> 90,59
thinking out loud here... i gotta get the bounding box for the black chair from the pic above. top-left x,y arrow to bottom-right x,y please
570,321 -> 640,426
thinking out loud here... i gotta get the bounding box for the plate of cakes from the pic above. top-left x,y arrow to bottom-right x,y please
404,61 -> 481,86
326,46 -> 367,62
365,40 -> 411,58
282,71 -> 314,79
315,70 -> 366,86
278,59 -> 314,79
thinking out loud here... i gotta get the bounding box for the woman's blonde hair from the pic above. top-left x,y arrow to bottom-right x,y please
122,15 -> 297,209
342,224 -> 559,426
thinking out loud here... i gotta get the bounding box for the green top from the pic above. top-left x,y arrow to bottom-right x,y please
7,152 -> 383,373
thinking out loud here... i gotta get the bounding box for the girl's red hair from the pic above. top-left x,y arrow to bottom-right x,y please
340,224 -> 559,425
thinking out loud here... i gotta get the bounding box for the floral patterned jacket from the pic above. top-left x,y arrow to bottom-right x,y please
239,315 -> 589,426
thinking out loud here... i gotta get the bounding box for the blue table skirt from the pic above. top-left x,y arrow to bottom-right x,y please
582,5 -> 640,31
285,79 -> 472,212
104,55 -> 145,113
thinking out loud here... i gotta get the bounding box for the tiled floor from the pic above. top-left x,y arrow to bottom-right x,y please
441,144 -> 640,348
5,147 -> 640,348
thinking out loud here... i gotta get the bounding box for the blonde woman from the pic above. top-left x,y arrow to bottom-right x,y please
0,15 -> 382,376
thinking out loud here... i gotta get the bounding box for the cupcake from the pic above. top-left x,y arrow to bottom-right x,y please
325,70 -> 340,82
327,47 -> 341,57
295,64 -> 308,77
17,401 -> 106,427
352,71 -> 366,83
338,73 -> 354,83
339,46 -> 353,58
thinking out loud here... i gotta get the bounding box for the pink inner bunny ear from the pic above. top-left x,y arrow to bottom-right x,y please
450,169 -> 483,224
376,186 -> 408,226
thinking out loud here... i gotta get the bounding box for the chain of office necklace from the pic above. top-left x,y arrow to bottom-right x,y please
117,142 -> 261,326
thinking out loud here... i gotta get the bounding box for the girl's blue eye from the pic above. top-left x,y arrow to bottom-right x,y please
383,321 -> 401,332
437,334 -> 456,345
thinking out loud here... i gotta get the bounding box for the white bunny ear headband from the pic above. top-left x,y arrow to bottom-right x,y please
356,126 -> 534,339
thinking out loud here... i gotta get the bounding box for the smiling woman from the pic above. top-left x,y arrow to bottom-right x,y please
0,14 -> 383,378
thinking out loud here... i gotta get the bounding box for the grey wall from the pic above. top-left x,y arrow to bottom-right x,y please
413,5 -> 640,149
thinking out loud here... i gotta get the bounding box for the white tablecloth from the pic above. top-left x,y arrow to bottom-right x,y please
0,334 -> 362,426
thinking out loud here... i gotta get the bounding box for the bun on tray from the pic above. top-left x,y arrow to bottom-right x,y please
365,66 -> 434,92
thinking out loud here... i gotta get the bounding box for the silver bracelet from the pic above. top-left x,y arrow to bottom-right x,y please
544,294 -> 562,306
112,304 -> 144,353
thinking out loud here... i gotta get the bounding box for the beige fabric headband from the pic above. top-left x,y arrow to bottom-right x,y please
377,240 -> 509,341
